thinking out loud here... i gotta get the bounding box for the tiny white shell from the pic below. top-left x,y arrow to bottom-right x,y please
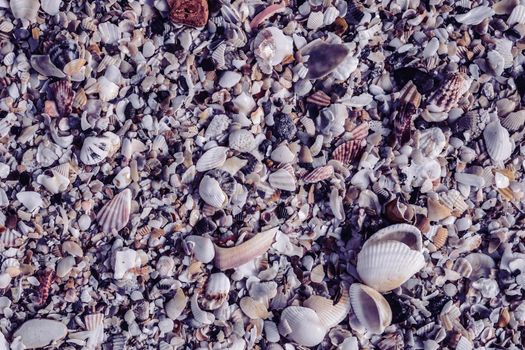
196,147 -> 229,172
113,248 -> 139,279
98,22 -> 121,44
271,144 -> 295,163
323,6 -> 339,26
16,191 -> 43,212
219,71 -> 242,89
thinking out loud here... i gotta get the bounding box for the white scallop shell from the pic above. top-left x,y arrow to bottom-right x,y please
16,191 -> 43,212
10,0 -> 40,21
349,283 -> 392,334
304,288 -> 350,329
98,22 -> 120,44
196,147 -> 229,172
41,0 -> 61,15
185,235 -> 215,263
307,11 -> 324,30
323,6 -> 339,25
501,111 -> 525,131
3,52 -> 15,66
97,189 -> 132,234
269,168 -> 297,191
278,306 -> 326,347
294,79 -> 313,97
357,240 -> 425,292
199,175 -> 227,208
152,135 -> 169,155
205,114 -> 230,139
363,224 -> 423,252
418,127 -> 446,159
84,313 -> 104,349
229,129 -> 255,152
80,132 -> 119,165
483,119 -> 513,162
508,4 -> 525,25
37,169 -> 70,194
201,272 -> 230,310
440,189 -> 469,213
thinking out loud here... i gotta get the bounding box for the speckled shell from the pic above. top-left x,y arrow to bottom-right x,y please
97,189 -> 132,234
80,135 -> 114,165
205,114 -> 230,139
483,119 -> 512,162
229,129 -> 256,152
278,306 -> 326,347
303,165 -> 334,183
349,283 -> 392,334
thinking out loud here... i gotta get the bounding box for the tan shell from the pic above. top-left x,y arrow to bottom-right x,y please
200,272 -> 230,310
349,283 -> 392,334
240,297 -> 269,319
303,288 -> 350,329
432,227 -> 448,249
427,197 -> 452,221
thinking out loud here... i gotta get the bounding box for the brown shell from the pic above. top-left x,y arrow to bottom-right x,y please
49,80 -> 74,117
394,81 -> 421,145
306,90 -> 332,106
432,227 -> 448,249
303,165 -> 334,183
169,0 -> 209,27
428,72 -> 468,113
37,268 -> 55,305
332,139 -> 365,166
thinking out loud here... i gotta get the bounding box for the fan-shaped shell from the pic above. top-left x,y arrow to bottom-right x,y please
508,4 -> 525,25
229,129 -> 255,152
303,165 -> 334,183
200,272 -> 230,310
98,22 -> 120,44
483,119 -> 512,162
199,175 -> 227,208
10,0 -> 40,21
304,288 -> 350,329
80,135 -> 113,165
196,147 -> 229,172
501,111 -> 525,131
357,240 -> 425,292
363,224 -> 423,252
269,168 -> 296,191
349,283 -> 392,334
16,191 -> 43,212
307,11 -> 324,30
96,189 -> 132,234
427,72 -> 470,113
332,140 -> 365,166
278,306 -> 326,347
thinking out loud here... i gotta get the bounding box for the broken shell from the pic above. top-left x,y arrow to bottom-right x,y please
199,175 -> 227,208
363,224 -> 423,252
31,55 -> 66,78
214,228 -> 278,270
196,147 -> 229,172
254,27 -> 293,75
113,249 -> 139,279
200,272 -> 230,310
307,11 -> 324,30
418,128 -> 446,159
205,114 -> 230,139
37,169 -> 70,194
304,288 -> 350,329
332,139 -> 365,166
508,4 -> 525,25
96,189 -> 132,234
166,288 -> 188,320
455,6 -> 494,25
229,129 -> 256,152
49,80 -> 74,117
349,283 -> 392,334
303,165 -> 334,183
278,306 -> 327,347
240,296 -> 269,319
483,119 -> 512,162
186,235 -> 215,264
357,240 -> 425,292
10,0 -> 40,21
269,168 -> 297,191
427,197 -> 452,221
432,227 -> 448,250
427,72 -> 470,113
13,319 -> 68,349
41,0 -> 61,16
16,191 -> 43,212
271,144 -> 295,163
113,167 -> 131,189
385,198 -> 415,224
302,41 -> 350,80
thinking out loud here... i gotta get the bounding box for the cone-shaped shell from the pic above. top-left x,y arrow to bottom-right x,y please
303,288 -> 350,329
349,283 -> 392,334
278,306 -> 326,346
196,147 -> 228,172
199,175 -> 227,208
357,240 -> 425,292
97,189 -> 132,233
484,119 -> 512,162
363,224 -> 423,252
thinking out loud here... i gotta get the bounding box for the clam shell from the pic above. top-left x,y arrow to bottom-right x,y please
483,119 -> 512,162
357,240 -> 425,292
307,11 -> 324,30
501,111 -> 525,131
166,288 -> 188,320
332,139 -> 366,166
464,253 -> 495,280
199,175 -> 227,208
185,235 -> 215,264
229,129 -> 255,152
191,293 -> 215,325
439,189 -> 468,213
269,168 -> 296,191
42,0 -> 61,15
196,147 -> 229,172
304,288 -> 350,329
10,0 -> 40,21
16,191 -> 43,212
349,283 -> 392,334
13,319 -> 68,349
0,229 -> 21,248
113,167 -> 131,189
200,272 -> 230,310
84,313 -> 104,348
508,4 -> 525,25
363,224 -> 423,252
452,257 -> 473,278
303,165 -> 334,183
212,43 -> 227,69
432,227 -> 448,249
214,227 -> 277,270
240,296 -> 269,319
455,6 -> 494,25
96,189 -> 132,234
278,306 -> 326,347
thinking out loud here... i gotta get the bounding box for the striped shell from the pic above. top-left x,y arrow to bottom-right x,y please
304,288 -> 350,329
200,272 -> 230,310
49,80 -> 74,117
501,111 -> 525,131
508,4 -> 525,25
199,175 -> 227,208
303,165 -> 334,183
96,189 -> 132,234
483,119 -> 513,162
196,147 -> 229,172
432,227 -> 448,249
269,168 -> 296,191
332,139 -> 366,166
427,72 -> 470,113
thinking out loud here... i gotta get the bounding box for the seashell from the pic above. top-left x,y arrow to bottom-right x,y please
97,189 -> 132,234
63,58 -> 86,77
196,147 -> 229,172
332,139 -> 366,166
200,272 -> 230,310
495,39 -> 514,68
300,116 -> 316,136
486,50 -> 505,76
357,240 -> 425,292
80,133 -> 119,165
113,167 -> 131,189
363,224 -> 423,252
84,313 -> 104,349
432,227 -> 448,249
169,0 -> 209,27
501,110 -> 525,131
427,197 -> 452,221
0,229 -> 21,248
37,169 -> 70,194
62,240 -> 83,257
307,90 -> 332,106
304,288 -> 350,329
483,119 -> 512,162
417,128 -> 446,159
294,79 -> 313,96
30,55 -> 66,78
307,11 -> 324,30
440,189 -> 468,213
323,6 -> 339,26
269,168 -> 296,191
349,283 -> 392,334
508,4 -> 525,25
427,72 -> 470,113
199,175 -> 227,208
13,319 -> 67,349
0,21 -> 14,33
56,256 -> 74,278
303,165 -> 334,183
278,306 -> 327,346
456,336 -> 473,350
96,76 -> 120,102
452,257 -> 472,278
166,288 -> 188,320
385,198 -> 415,224
16,191 -> 43,212
191,292 -> 215,324
394,81 -> 421,145
2,258 -> 20,277
211,43 -> 227,69
455,6 -> 495,25
3,52 -> 14,66
229,129 -> 255,152
205,114 -> 230,139
240,296 -> 269,319
49,80 -> 74,117
214,227 -> 277,270
37,269 -> 55,305
271,144 -> 295,163
219,71 -> 241,89
253,27 -> 293,75
464,253 -> 494,280
98,22 -> 120,44
113,249 -> 139,279
302,41 -> 350,80
233,92 -> 255,115
250,3 -> 286,29
0,273 -> 11,289
185,235 -> 215,263
41,0 -> 61,15
10,0 -> 40,21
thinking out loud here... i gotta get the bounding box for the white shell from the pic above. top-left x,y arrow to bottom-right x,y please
278,306 -> 326,347
271,144 -> 295,163
363,224 -> 423,252
0,273 -> 11,289
97,189 -> 132,233
219,71 -> 242,89
501,111 -> 525,131
80,135 -> 112,165
483,119 -> 512,162
191,293 -> 215,325
487,50 -> 505,76
349,283 -> 392,334
233,92 -> 256,115
508,4 -> 525,25
186,235 -> 215,263
37,169 -> 70,194
113,167 -> 131,189
455,6 -> 495,25
3,52 -> 14,66
303,288 -> 350,329
357,240 -> 425,292
56,256 -> 75,278
323,6 -> 339,26
16,191 -> 43,212
10,0 -> 40,21
269,168 -> 296,191
254,27 -> 293,74
166,288 -> 187,320
205,114 -> 230,139
199,175 -> 227,208
307,11 -> 324,30
418,128 -> 446,159
196,147 -> 229,172
84,313 -> 104,349
41,0 -> 61,15
98,22 -> 120,44
113,248 -> 139,279
96,76 -> 120,102
13,319 -> 68,349
201,272 -> 230,310
495,39 -> 514,68
229,129 -> 255,152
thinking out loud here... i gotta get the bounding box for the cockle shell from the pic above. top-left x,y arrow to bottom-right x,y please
323,6 -> 339,26
98,22 -> 120,44
432,227 -> 448,249
483,119 -> 512,162
332,139 -> 366,166
80,132 -> 120,165
185,235 -> 215,263
278,306 -> 327,347
199,175 -> 227,208
501,111 -> 525,131
349,283 -> 392,334
363,224 -> 423,252
254,27 -> 293,74
96,76 -> 120,102
42,0 -> 61,15
200,272 -> 230,310
304,288 -> 350,329
357,240 -> 425,292
240,296 -> 269,319
307,11 -> 324,30
10,0 -> 40,21
84,313 -> 104,349
214,227 -> 277,270
508,4 -> 525,25
229,129 -> 255,152
97,189 -> 132,234
427,72 -> 470,113
196,147 -> 229,172
269,168 -> 296,191
303,165 -> 334,183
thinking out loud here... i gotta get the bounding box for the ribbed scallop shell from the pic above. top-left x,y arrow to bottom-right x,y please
304,288 -> 350,329
349,283 -> 392,334
501,111 -> 525,131
432,227 -> 448,249
10,0 -> 40,21
201,272 -> 230,310
427,72 -> 470,113
357,240 -> 425,292
212,43 -> 227,69
483,119 -> 512,162
97,189 -> 132,234
269,168 -> 296,191
278,306 -> 326,347
363,224 -> 423,252
332,139 -> 366,166
307,11 -> 324,30
323,6 -> 339,26
196,147 -> 229,172
508,4 -> 525,25
85,313 -> 104,331
303,165 -> 334,183
3,52 -> 15,66
0,230 -> 21,248
98,22 -> 120,44
440,189 -> 468,213
199,175 -> 227,208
